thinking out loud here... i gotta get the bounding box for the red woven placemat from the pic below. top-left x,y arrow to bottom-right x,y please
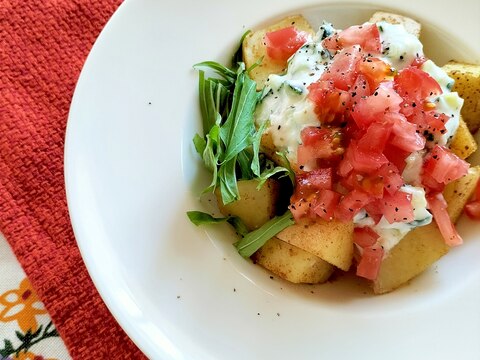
0,1 -> 146,358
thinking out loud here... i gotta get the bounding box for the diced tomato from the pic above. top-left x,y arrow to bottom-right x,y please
356,244 -> 384,280
375,163 -> 404,195
358,57 -> 392,90
465,201 -> 480,220
265,26 -> 309,63
382,190 -> 414,224
335,190 -> 372,222
383,144 -> 410,173
409,111 -> 449,138
364,199 -> 384,224
322,23 -> 381,53
410,55 -> 428,68
354,227 -> 379,248
289,198 -> 310,221
427,193 -> 463,246
394,67 -> 442,117
297,127 -> 344,168
387,113 -> 426,152
422,145 -> 469,191
351,82 -> 403,129
349,141 -> 389,173
297,168 -> 333,191
312,189 -> 341,221
321,46 -> 363,91
357,122 -> 392,153
308,81 -> 351,123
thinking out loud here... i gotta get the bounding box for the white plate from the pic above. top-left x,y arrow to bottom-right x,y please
65,0 -> 480,359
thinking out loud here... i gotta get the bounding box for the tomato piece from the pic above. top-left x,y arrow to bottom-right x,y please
323,23 -> 381,53
335,190 -> 372,222
297,127 -> 344,168
357,122 -> 392,153
290,168 -> 334,221
465,201 -> 480,220
409,111 -> 448,138
358,57 -> 392,90
265,26 -> 309,63
410,55 -> 428,68
388,113 -> 426,152
375,163 -> 404,195
308,80 -> 351,123
356,244 -> 384,280
354,227 -> 380,248
312,189 -> 341,221
321,46 -> 363,91
289,198 -> 311,221
427,193 -> 463,246
422,145 -> 469,191
351,82 -> 403,129
394,67 -> 442,117
349,140 -> 389,173
382,190 -> 414,224
383,144 -> 409,173
364,199 -> 384,224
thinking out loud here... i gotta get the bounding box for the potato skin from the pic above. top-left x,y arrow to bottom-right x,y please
442,62 -> 480,133
374,166 -> 480,294
368,11 -> 421,38
215,179 -> 279,230
449,116 -> 477,159
253,237 -> 334,284
242,15 -> 315,90
276,218 -> 354,271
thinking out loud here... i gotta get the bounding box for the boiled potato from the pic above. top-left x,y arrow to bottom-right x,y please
242,15 -> 315,90
444,166 -> 480,222
215,179 -> 279,230
369,11 -> 421,38
442,62 -> 480,132
449,116 -> 477,159
276,218 -> 354,271
253,237 -> 334,284
374,166 -> 480,294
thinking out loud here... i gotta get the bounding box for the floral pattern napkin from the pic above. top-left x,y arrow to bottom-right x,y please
0,234 -> 70,360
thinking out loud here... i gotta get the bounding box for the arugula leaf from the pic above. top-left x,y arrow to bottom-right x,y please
218,156 -> 239,204
232,30 -> 252,68
194,61 -> 236,83
220,72 -> 258,163
250,120 -> 269,176
234,211 -> 294,257
187,211 -> 248,237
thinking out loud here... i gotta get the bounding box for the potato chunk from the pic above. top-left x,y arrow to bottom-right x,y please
253,237 -> 334,284
442,62 -> 480,132
242,15 -> 315,90
449,116 -> 478,159
374,166 -> 480,294
276,218 -> 354,271
215,179 -> 279,230
368,11 -> 421,38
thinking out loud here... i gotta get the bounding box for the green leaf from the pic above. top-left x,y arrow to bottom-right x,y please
201,125 -> 222,193
257,165 -> 291,189
274,151 -> 295,184
232,30 -> 252,68
251,119 -> 269,176
236,149 -> 254,179
15,331 -> 24,342
187,211 -> 248,237
235,211 -> 295,257
1,339 -> 14,356
220,72 -> 258,163
194,61 -> 236,83
218,156 -> 239,204
193,133 -> 206,155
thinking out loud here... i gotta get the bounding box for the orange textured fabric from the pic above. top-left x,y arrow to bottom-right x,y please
0,1 -> 146,358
